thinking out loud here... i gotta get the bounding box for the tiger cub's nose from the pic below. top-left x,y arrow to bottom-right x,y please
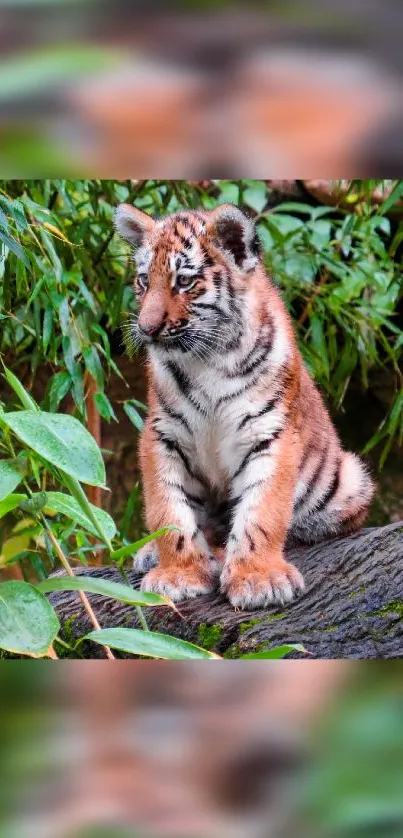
138,321 -> 161,336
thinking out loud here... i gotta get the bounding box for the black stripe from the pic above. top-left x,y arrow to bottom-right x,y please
229,346 -> 272,379
251,229 -> 261,257
166,361 -> 191,397
216,373 -> 261,407
256,524 -> 269,542
155,431 -> 193,475
184,490 -> 204,507
212,271 -> 223,291
224,274 -> 242,322
192,302 -> 225,316
179,234 -> 193,249
299,444 -> 315,474
238,335 -> 261,367
164,482 -> 204,507
232,431 -> 281,481
166,361 -> 207,411
192,287 -> 208,300
156,389 -> 192,434
246,531 -> 256,552
164,481 -> 186,493
200,247 -> 214,268
225,329 -> 244,352
314,460 -> 341,512
176,535 -> 184,551
213,496 -> 240,516
241,479 -> 265,495
237,395 -> 280,430
226,274 -> 236,300
294,448 -> 328,511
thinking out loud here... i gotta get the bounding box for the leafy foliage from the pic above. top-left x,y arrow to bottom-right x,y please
0,372 -> 219,658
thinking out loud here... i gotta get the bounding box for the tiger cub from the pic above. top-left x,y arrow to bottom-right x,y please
116,202 -> 374,609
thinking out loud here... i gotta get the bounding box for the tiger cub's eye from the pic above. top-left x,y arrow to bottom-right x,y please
176,275 -> 197,291
137,273 -> 148,290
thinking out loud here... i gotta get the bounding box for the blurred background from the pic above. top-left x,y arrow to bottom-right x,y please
0,0 -> 403,176
0,661 -> 402,838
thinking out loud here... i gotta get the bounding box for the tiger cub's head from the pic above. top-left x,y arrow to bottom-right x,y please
115,203 -> 261,357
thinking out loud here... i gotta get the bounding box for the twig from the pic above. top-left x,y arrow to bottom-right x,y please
43,520 -> 115,660
298,269 -> 329,327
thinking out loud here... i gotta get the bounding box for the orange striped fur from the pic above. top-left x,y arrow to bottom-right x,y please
116,202 -> 374,609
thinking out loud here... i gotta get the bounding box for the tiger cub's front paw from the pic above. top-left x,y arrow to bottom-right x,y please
141,560 -> 217,602
220,555 -> 305,610
133,540 -> 159,573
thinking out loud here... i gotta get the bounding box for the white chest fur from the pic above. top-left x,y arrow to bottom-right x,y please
150,349 -> 285,490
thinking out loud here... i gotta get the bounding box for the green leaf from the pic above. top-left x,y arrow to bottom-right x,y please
0,228 -> 29,265
42,304 -> 54,352
93,391 -> 117,423
123,401 -> 144,431
2,365 -> 38,410
43,491 -> 116,540
240,643 -> 308,660
378,181 -> 403,215
0,205 -> 9,229
26,273 -> 47,308
0,493 -> 27,520
243,183 -> 268,213
37,575 -> 173,608
309,314 -> 330,378
83,346 -> 104,388
58,296 -> 70,335
272,202 -> 315,215
59,472 -> 112,548
120,483 -> 140,540
19,491 -> 48,515
3,410 -> 106,487
86,627 -> 221,659
0,580 -> 59,658
0,460 -> 24,501
111,527 -> 178,563
46,371 -> 71,411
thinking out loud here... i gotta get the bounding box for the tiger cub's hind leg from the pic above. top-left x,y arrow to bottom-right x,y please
291,450 -> 375,545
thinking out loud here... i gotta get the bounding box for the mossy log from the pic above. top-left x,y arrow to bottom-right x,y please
50,522 -> 403,659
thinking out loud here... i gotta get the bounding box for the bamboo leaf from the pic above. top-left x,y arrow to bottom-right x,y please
240,643 -> 308,660
37,575 -> 173,609
3,411 -> 106,486
86,627 -> 221,659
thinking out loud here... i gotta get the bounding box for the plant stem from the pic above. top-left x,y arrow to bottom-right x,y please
47,645 -> 58,659
84,372 -> 102,565
118,562 -> 149,632
42,517 -> 115,660
54,636 -> 81,657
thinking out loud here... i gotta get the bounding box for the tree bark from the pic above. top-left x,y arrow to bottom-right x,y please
50,522 -> 403,659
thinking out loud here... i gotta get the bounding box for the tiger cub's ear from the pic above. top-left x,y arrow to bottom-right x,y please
207,203 -> 261,270
115,204 -> 155,247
